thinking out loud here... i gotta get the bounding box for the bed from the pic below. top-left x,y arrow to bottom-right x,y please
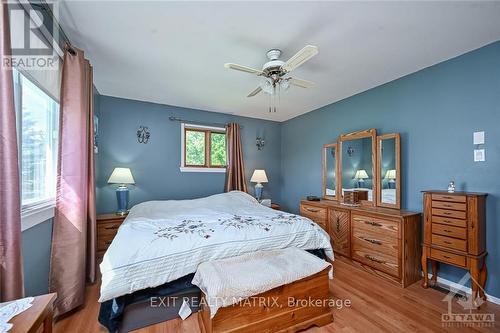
98,191 -> 334,331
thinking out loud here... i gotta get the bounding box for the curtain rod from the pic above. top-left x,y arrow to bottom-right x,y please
168,116 -> 243,129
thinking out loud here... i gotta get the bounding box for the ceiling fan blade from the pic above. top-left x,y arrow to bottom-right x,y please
247,86 -> 262,97
290,77 -> 315,88
224,63 -> 263,75
282,45 -> 318,72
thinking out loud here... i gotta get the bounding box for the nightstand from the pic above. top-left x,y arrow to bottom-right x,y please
271,203 -> 281,210
9,293 -> 56,333
97,213 -> 126,263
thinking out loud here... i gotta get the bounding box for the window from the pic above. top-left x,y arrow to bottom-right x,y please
13,70 -> 59,214
181,124 -> 226,172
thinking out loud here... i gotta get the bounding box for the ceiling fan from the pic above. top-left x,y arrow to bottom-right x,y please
224,45 -> 318,112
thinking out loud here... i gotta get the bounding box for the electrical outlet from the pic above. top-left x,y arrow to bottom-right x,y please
474,149 -> 485,162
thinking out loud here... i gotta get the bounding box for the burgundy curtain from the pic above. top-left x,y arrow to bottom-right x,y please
49,47 -> 96,316
224,123 -> 247,192
0,0 -> 24,302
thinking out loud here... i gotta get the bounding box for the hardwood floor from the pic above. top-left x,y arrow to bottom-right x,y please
55,259 -> 500,332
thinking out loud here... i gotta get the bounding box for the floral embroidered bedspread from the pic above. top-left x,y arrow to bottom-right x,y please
99,191 -> 333,302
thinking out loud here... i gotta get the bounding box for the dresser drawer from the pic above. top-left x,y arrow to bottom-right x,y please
430,249 -> 466,267
432,200 -> 466,211
300,204 -> 327,221
432,208 -> 466,220
352,228 -> 398,257
352,214 -> 399,238
432,224 -> 466,240
432,215 -> 467,228
431,234 -> 467,252
352,244 -> 399,277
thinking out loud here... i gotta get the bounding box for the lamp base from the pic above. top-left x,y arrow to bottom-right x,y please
357,180 -> 364,188
255,183 -> 264,202
116,185 -> 130,216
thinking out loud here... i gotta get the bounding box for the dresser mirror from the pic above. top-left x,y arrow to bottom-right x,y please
338,129 -> 377,205
322,143 -> 338,200
376,134 -> 401,209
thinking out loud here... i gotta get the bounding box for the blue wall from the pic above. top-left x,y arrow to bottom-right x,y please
96,96 -> 282,214
280,41 -> 500,297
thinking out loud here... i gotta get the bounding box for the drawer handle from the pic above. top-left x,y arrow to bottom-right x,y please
365,254 -> 385,264
361,237 -> 382,245
443,241 -> 452,245
443,255 -> 451,259
443,229 -> 452,233
305,208 -> 320,213
104,225 -> 120,230
443,212 -> 452,216
442,196 -> 453,200
443,204 -> 452,208
364,221 -> 382,227
336,218 -> 340,233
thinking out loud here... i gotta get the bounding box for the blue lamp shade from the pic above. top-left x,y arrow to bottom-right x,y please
108,168 -> 135,215
250,169 -> 268,202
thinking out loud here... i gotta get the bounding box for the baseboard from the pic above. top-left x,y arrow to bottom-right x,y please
426,273 -> 500,305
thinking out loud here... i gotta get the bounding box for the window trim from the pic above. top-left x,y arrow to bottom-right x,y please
13,69 -> 59,230
180,123 -> 227,173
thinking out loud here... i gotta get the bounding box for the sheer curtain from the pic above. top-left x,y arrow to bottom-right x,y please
224,123 -> 247,192
0,0 -> 24,302
49,46 -> 96,316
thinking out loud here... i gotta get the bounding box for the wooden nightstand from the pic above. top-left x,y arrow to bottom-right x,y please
97,213 -> 126,263
9,293 -> 56,333
271,203 -> 281,210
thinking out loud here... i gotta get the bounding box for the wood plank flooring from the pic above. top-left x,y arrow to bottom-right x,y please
55,259 -> 500,332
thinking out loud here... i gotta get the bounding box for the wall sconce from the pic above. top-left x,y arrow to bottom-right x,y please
347,146 -> 355,157
256,137 -> 265,150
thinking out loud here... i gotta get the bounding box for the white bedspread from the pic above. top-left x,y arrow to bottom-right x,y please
192,248 -> 332,318
99,191 -> 333,302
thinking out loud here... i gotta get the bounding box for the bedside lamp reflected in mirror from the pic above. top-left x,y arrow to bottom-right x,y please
108,167 -> 135,216
250,169 -> 268,202
385,169 -> 397,189
354,169 -> 369,188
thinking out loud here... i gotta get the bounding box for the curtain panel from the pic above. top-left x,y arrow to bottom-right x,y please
224,123 -> 247,192
49,47 -> 96,316
0,0 -> 24,302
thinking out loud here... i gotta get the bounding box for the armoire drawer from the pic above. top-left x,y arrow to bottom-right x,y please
431,234 -> 467,252
431,200 -> 466,211
432,215 -> 467,228
431,194 -> 466,203
430,249 -> 466,268
432,208 -> 467,220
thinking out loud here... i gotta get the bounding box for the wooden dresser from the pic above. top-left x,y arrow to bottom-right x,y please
421,191 -> 487,304
97,213 -> 126,263
300,200 -> 421,287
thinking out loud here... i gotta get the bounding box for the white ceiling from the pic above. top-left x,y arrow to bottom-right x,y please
58,1 -> 500,122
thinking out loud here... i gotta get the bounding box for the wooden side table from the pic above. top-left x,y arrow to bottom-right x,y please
271,203 -> 281,210
97,213 -> 126,263
9,293 -> 56,333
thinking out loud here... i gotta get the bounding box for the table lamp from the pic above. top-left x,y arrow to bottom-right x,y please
108,167 -> 135,216
354,169 -> 369,188
385,169 -> 397,189
250,169 -> 268,202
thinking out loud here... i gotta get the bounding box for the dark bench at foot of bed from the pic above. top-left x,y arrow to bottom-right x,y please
198,268 -> 333,333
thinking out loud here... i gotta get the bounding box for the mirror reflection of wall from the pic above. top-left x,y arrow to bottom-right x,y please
342,137 -> 373,200
325,147 -> 336,196
381,138 -> 396,204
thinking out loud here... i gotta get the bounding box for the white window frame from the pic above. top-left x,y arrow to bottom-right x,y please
180,123 -> 227,173
13,70 -> 58,230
